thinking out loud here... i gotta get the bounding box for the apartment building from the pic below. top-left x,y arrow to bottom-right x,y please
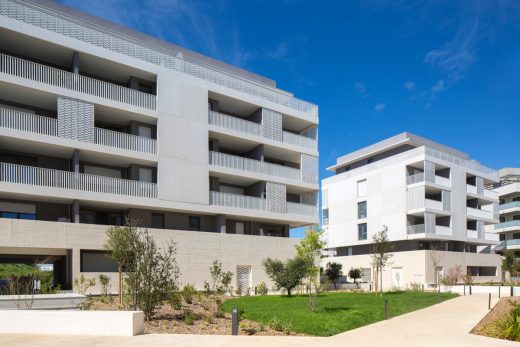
321,132 -> 501,290
0,0 -> 319,293
493,168 -> 520,256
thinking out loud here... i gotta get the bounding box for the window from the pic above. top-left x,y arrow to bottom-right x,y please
500,234 -> 506,241
499,199 -> 505,205
139,168 -> 153,183
235,222 -> 245,235
514,197 -> 520,202
81,250 -> 118,272
189,216 -> 201,231
322,208 -> 329,225
138,125 -> 152,138
358,223 -> 367,240
358,201 -> 367,219
514,233 -> 520,240
500,217 -> 506,223
151,213 -> 164,229
514,215 -> 520,221
357,179 -> 367,197
1,211 -> 36,220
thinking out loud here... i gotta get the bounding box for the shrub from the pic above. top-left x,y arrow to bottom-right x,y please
169,292 -> 182,310
409,282 -> 423,291
209,260 -> 233,294
257,282 -> 268,295
98,274 -> 111,297
441,265 -> 463,288
283,321 -> 293,335
181,284 -> 196,304
203,314 -> 214,324
241,323 -> 258,335
268,317 -> 284,331
74,274 -> 96,295
183,308 -> 197,325
485,301 -> 520,341
203,281 -> 211,295
325,262 -> 343,289
348,268 -> 362,283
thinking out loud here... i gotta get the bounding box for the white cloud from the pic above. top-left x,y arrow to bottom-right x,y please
354,82 -> 366,93
403,81 -> 416,90
374,103 -> 386,112
431,80 -> 445,94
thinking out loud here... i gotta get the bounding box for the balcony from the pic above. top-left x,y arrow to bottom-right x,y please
495,220 -> 520,231
209,151 -> 316,184
209,191 -> 317,217
0,107 -> 157,155
424,199 -> 444,211
94,128 -> 157,155
467,229 -> 478,239
499,201 -> 520,212
406,173 -> 451,187
0,53 -> 156,110
208,110 -> 318,151
0,162 -> 157,199
466,207 -> 496,221
466,184 -> 498,200
407,224 -> 452,235
496,239 -> 520,251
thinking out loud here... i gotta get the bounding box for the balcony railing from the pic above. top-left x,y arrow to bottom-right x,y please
407,224 -> 425,234
282,131 -> 318,151
467,229 -> 478,239
209,191 -> 317,217
496,239 -> 520,251
466,184 -> 498,200
210,191 -> 266,211
407,223 -> 451,235
0,107 -> 57,136
424,199 -> 444,211
0,53 -> 156,110
209,151 -> 312,183
406,172 -> 451,187
287,202 -> 318,217
495,220 -> 520,230
499,201 -> 520,211
0,162 -> 157,199
208,110 -> 261,137
466,207 -> 495,221
1,0 -> 317,119
209,111 -> 318,151
95,128 -> 157,155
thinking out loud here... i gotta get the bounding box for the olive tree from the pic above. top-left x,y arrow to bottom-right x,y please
325,262 -> 343,290
263,256 -> 311,297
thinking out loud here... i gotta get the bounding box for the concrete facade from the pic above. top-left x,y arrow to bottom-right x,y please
0,0 -> 318,292
322,133 -> 502,289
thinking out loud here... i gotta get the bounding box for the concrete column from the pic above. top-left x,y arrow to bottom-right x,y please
71,51 -> 79,74
72,200 -> 80,224
209,176 -> 220,192
209,139 -> 219,152
71,149 -> 80,173
214,214 -> 226,233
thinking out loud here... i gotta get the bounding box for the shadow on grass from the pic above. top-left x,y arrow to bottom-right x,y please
322,306 -> 351,313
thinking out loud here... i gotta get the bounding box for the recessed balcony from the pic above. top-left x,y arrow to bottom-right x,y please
407,224 -> 451,236
209,151 -> 316,184
466,207 -> 496,222
209,191 -> 317,217
208,110 -> 317,151
466,184 -> 498,200
0,107 -> 157,155
0,162 -> 157,199
0,53 -> 156,110
406,172 -> 451,187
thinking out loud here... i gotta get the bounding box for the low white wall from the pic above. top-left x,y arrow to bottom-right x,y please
0,310 -> 144,336
442,284 -> 520,296
0,293 -> 86,310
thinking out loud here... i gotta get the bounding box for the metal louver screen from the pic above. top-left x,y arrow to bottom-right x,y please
236,265 -> 252,295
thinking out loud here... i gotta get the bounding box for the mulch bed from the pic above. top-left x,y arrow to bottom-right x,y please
86,296 -> 304,336
471,297 -> 520,337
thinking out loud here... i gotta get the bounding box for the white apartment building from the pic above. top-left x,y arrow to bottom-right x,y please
321,132 -> 501,290
493,168 -> 520,255
0,0 -> 319,293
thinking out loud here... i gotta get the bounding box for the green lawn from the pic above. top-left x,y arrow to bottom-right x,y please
222,291 -> 458,336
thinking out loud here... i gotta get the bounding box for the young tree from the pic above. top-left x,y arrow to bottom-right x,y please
348,268 -> 362,288
263,256 -> 311,297
369,225 -> 394,295
429,242 -> 444,292
502,250 -> 517,283
209,260 -> 234,294
104,221 -> 180,320
325,262 -> 343,290
295,227 -> 326,290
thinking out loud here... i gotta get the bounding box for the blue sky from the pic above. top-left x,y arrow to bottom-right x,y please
58,0 -> 520,238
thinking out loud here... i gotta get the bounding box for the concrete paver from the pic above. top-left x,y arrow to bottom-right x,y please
0,294 -> 516,347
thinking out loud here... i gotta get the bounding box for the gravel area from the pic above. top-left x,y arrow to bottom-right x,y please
471,297 -> 520,337
86,296 -> 304,336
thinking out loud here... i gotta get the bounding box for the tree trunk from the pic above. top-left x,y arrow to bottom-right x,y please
118,266 -> 123,305
287,288 -> 292,297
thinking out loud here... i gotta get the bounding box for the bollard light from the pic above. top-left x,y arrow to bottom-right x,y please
232,307 -> 238,336
384,299 -> 388,320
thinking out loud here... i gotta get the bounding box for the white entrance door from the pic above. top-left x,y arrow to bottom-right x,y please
391,267 -> 404,289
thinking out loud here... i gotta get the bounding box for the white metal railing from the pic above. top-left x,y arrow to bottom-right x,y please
1,0 -> 316,118
209,151 -> 301,181
0,53 -> 156,110
208,111 -> 261,137
209,191 -> 266,211
0,162 -> 157,198
287,202 -> 318,217
407,224 -> 425,234
282,131 -> 318,151
95,127 -> 157,155
0,107 -> 57,136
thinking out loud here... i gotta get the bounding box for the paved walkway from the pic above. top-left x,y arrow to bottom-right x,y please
0,294 -> 516,347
